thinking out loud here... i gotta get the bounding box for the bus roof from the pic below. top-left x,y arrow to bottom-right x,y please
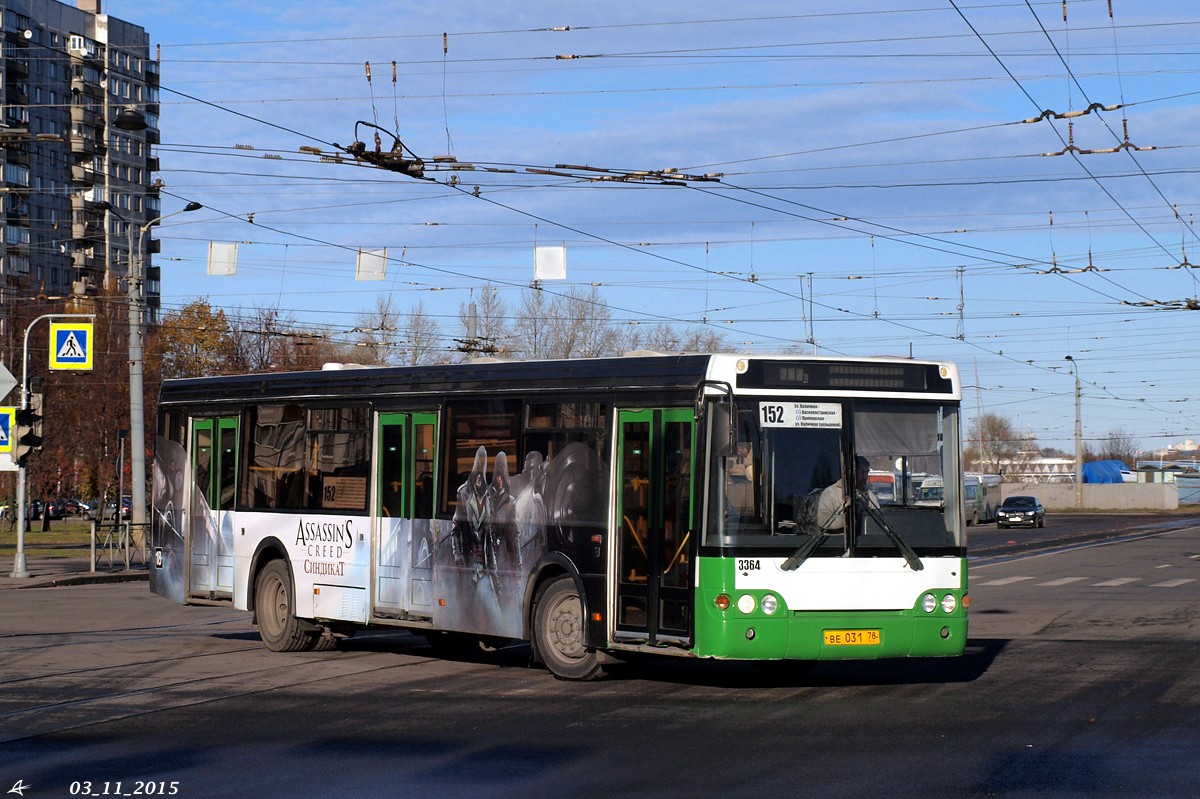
158,352 -> 960,407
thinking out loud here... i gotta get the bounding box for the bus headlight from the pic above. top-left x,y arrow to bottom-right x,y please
941,594 -> 957,613
921,593 -> 938,613
760,594 -> 778,615
737,594 -> 756,614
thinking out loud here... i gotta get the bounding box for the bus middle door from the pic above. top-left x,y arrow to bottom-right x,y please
615,408 -> 694,647
189,416 -> 239,597
374,412 -> 438,617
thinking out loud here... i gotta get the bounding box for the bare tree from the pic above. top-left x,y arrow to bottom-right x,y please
1093,428 -> 1139,467
354,294 -> 404,366
512,286 -> 554,360
546,285 -> 619,358
226,305 -> 290,373
621,322 -> 727,354
456,283 -> 511,357
404,301 -> 444,365
966,412 -> 1032,476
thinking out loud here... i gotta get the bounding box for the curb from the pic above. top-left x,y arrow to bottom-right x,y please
13,572 -> 149,590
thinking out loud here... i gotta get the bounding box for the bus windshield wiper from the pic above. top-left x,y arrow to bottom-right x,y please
860,498 -> 924,572
781,530 -> 826,571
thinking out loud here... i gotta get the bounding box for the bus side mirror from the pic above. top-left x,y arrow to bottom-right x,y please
711,402 -> 736,458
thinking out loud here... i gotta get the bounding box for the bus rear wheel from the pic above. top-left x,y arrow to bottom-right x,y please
534,577 -> 605,681
255,560 -> 311,652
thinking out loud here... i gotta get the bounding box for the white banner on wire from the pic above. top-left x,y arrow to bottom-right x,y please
535,245 -> 566,280
356,248 -> 388,281
207,241 -> 239,276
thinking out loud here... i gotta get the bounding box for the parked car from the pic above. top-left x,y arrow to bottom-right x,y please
102,497 -> 132,521
997,495 -> 1045,529
45,500 -> 68,520
63,498 -> 90,517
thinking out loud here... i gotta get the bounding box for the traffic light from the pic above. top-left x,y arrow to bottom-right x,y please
13,393 -> 43,466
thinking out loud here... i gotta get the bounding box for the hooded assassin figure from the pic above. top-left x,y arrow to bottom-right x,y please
451,446 -> 489,568
485,452 -> 519,596
514,450 -> 548,572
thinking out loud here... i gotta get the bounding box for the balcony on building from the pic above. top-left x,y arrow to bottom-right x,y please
70,192 -> 100,214
146,155 -> 160,172
69,133 -> 97,156
145,60 -> 160,87
146,238 -> 162,254
71,218 -> 103,242
70,163 -> 98,185
5,81 -> 29,104
6,206 -> 29,226
69,105 -> 100,129
4,144 -> 30,166
70,75 -> 104,98
72,249 -> 101,272
5,57 -> 29,78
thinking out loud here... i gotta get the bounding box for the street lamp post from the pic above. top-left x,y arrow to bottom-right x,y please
95,200 -> 202,529
1065,355 -> 1083,509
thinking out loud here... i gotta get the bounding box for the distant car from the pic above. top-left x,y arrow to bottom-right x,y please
997,495 -> 1045,529
102,497 -> 132,521
63,499 -> 89,517
45,500 -> 67,520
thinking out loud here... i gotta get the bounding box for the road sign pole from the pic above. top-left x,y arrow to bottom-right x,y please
11,377 -> 29,578
10,313 -> 95,578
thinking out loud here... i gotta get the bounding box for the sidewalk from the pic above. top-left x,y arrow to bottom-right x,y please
0,553 -> 148,590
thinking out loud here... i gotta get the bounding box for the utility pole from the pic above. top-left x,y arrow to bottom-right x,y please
1065,355 -> 1083,509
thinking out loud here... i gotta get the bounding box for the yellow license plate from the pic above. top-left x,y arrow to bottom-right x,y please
823,629 -> 880,646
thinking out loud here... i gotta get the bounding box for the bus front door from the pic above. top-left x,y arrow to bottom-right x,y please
374,412 -> 438,617
189,416 -> 238,597
615,408 -> 694,646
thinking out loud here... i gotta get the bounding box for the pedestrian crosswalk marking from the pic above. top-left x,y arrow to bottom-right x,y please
1090,577 -> 1141,587
973,575 -> 1197,589
976,576 -> 1036,586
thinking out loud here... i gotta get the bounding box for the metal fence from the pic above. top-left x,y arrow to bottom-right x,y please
1176,477 -> 1200,505
90,520 -> 150,572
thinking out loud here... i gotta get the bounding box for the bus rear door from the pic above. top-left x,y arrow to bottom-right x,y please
615,408 -> 694,646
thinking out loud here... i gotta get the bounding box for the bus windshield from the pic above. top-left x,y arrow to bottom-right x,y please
708,398 -> 962,555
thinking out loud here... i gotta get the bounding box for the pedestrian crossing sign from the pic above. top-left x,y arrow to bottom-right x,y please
49,321 -> 93,370
0,406 -> 13,453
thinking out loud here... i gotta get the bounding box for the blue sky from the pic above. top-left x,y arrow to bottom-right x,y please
105,1 -> 1200,454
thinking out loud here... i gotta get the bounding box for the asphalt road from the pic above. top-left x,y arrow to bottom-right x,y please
968,511 -> 1199,558
2,516 -> 1199,798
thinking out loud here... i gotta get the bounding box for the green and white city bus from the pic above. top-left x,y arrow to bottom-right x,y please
150,353 -> 968,679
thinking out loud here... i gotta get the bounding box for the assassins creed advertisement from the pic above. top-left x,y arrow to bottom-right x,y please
421,441 -> 608,639
153,427 -> 609,644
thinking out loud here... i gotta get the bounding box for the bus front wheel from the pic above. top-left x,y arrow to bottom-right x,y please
533,577 -> 605,681
255,560 -> 311,652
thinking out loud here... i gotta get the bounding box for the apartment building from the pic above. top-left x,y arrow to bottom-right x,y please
0,0 -> 159,324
